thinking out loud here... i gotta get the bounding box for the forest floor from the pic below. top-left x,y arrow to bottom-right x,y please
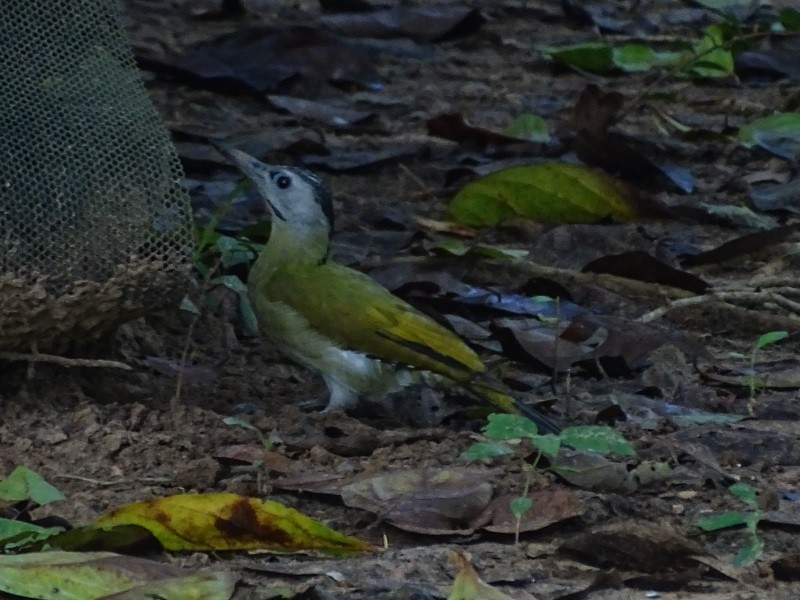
2,1 -> 800,598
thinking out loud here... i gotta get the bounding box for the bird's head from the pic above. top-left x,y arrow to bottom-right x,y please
211,141 -> 334,240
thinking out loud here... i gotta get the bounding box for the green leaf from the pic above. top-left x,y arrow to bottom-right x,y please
0,466 -> 64,505
738,113 -> 800,156
179,295 -> 201,315
728,482 -> 759,508
0,518 -> 63,551
542,41 -> 678,74
211,274 -> 247,294
695,202 -> 776,230
222,416 -> 261,433
733,535 -> 764,567
215,236 -> 256,269
222,250 -> 256,269
194,178 -> 251,260
531,434 -> 561,457
670,410 -> 745,427
559,425 -> 637,457
504,114 -> 550,142
781,7 -> 800,30
540,42 -> 615,73
447,552 -> 516,600
460,442 -> 514,461
697,510 -> 751,531
756,330 -> 788,350
482,413 -> 539,440
509,496 -> 532,519
238,294 -> 261,336
684,25 -> 734,78
691,0 -> 760,21
612,44 -> 678,73
0,551 -> 236,600
214,236 -> 242,253
210,275 -> 260,335
449,163 -> 637,227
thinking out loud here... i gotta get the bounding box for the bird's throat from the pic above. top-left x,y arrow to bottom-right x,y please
250,218 -> 330,283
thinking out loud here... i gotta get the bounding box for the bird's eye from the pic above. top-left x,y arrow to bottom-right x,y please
276,174 -> 292,190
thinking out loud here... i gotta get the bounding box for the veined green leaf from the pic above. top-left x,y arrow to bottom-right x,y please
504,114 -> 550,142
559,425 -> 637,457
449,163 -> 637,226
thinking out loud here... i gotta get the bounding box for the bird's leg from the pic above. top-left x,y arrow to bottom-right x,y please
321,375 -> 360,413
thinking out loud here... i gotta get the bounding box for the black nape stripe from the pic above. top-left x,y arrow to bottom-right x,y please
294,168 -> 334,232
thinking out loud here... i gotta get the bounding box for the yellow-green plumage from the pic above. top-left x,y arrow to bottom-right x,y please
262,261 -> 485,380
212,141 -> 560,433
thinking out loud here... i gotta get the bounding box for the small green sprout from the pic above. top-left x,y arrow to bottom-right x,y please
461,414 -> 636,543
697,482 -> 764,566
748,330 -> 788,413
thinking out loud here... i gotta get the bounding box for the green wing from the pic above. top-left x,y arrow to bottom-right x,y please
256,260 -> 485,381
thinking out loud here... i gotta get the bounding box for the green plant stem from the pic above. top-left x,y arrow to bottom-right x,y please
617,29 -> 776,120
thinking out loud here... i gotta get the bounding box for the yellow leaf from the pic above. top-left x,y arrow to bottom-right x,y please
447,552 -> 517,600
0,551 -> 235,600
90,493 -> 373,555
449,162 -> 638,226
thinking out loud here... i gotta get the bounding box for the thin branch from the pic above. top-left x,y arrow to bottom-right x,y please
618,30 -> 774,120
0,352 -> 131,370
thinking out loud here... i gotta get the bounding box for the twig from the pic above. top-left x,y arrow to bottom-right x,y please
505,258 -> 693,304
170,311 -> 201,414
768,292 -> 800,315
0,352 -> 131,370
398,163 -> 428,191
54,473 -> 172,486
637,295 -> 710,322
171,257 -> 221,419
490,259 -> 800,332
617,30 -> 774,120
639,289 -> 800,323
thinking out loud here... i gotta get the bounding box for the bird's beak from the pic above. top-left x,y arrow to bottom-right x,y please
209,139 -> 267,183
209,139 -> 286,219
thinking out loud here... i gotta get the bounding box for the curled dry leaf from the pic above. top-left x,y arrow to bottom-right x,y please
680,224 -> 800,267
340,468 -> 495,535
549,448 -> 637,493
560,521 -> 705,572
583,251 -> 709,294
569,85 -> 694,194
166,26 -> 382,93
481,489 -> 585,534
266,95 -> 377,129
320,6 -> 485,42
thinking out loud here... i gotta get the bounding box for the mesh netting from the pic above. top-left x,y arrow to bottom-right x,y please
0,0 -> 194,353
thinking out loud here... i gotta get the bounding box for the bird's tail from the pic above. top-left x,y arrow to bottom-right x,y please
466,383 -> 561,435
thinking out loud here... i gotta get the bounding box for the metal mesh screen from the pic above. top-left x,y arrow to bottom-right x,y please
0,0 -> 194,352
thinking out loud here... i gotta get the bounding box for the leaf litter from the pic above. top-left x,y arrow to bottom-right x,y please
2,0 -> 800,598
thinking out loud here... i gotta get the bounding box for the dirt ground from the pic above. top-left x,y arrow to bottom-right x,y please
2,1 -> 800,598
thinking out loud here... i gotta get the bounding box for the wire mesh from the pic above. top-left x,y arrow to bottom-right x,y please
0,0 -> 194,352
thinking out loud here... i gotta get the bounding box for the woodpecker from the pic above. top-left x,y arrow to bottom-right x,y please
211,141 -> 560,434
